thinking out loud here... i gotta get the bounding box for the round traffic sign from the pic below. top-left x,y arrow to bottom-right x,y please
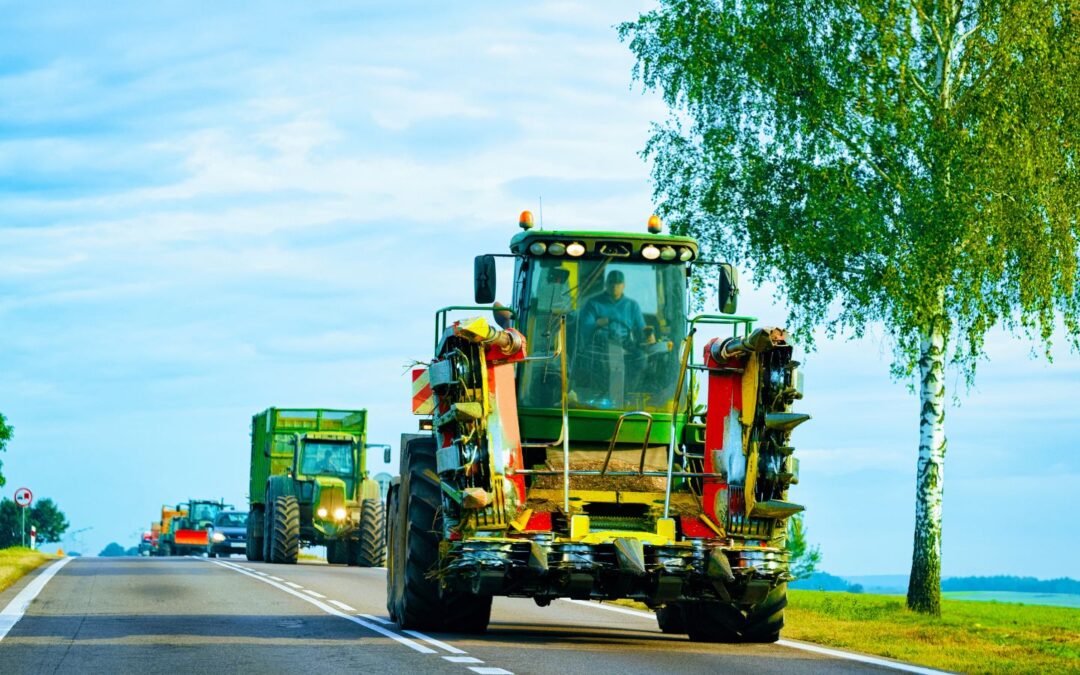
14,487 -> 32,508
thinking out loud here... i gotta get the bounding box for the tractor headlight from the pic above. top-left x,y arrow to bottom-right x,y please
641,245 -> 661,260
333,507 -> 347,521
211,532 -> 226,543
566,242 -> 585,257
548,242 -> 566,256
317,507 -> 328,519
529,241 -> 547,255
659,246 -> 677,261
679,247 -> 694,261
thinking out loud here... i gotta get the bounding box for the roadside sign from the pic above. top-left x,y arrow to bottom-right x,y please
14,487 -> 32,508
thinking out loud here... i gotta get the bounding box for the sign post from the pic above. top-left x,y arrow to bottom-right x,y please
14,487 -> 33,548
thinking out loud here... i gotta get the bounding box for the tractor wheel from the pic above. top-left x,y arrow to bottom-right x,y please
246,508 -> 264,562
385,484 -> 401,622
352,499 -> 386,567
740,582 -> 787,643
683,583 -> 786,643
392,436 -> 492,633
327,541 -> 348,565
656,603 -> 687,634
161,543 -> 172,557
269,495 -> 300,564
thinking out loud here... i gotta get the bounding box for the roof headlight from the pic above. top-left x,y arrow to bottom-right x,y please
548,242 -> 566,256
641,245 -> 661,260
660,246 -> 677,261
529,241 -> 547,256
679,247 -> 694,262
566,242 -> 585,257
317,507 -> 328,518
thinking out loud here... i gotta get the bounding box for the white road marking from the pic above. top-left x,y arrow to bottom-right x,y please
329,600 -> 356,612
560,598 -> 949,674
469,668 -> 513,675
0,558 -> 72,642
303,589 -> 326,599
359,613 -> 394,625
285,582 -> 303,589
403,629 -> 468,654
207,560 -> 436,654
776,641 -> 949,675
443,656 -> 484,664
268,576 -> 284,581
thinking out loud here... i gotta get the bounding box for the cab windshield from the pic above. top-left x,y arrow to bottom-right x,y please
188,503 -> 221,524
519,257 -> 687,412
300,441 -> 355,476
214,512 -> 248,528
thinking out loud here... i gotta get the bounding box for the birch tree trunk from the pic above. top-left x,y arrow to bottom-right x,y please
907,318 -> 947,615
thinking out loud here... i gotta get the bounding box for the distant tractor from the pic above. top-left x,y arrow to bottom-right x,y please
245,408 -> 386,566
387,212 -> 808,642
153,505 -> 186,557
164,499 -> 230,556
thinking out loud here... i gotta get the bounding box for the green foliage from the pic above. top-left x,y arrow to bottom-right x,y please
619,0 -> 1080,377
785,514 -> 822,580
0,497 -> 70,548
98,542 -> 128,557
0,411 -> 11,488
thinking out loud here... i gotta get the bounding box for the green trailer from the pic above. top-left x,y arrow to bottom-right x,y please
245,407 -> 385,566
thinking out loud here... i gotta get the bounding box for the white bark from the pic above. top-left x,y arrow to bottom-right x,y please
907,318 -> 947,614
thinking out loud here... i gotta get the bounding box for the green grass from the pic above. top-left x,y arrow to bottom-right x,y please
786,590 -> 1080,674
0,547 -> 55,593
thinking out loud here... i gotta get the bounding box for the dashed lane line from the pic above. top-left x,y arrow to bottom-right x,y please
0,557 -> 72,642
208,560 -> 435,654
561,597 -> 948,675
403,629 -> 468,654
209,560 -> 515,675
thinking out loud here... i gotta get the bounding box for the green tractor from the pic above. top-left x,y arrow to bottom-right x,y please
245,408 -> 386,566
164,499 -> 229,556
387,212 -> 808,641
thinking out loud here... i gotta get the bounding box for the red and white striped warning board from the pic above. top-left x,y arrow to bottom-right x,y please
412,368 -> 434,415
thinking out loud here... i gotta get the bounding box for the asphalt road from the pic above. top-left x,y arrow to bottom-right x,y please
0,556 -> 925,674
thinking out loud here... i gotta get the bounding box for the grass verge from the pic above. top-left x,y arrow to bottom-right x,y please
0,547 -> 55,594
612,590 -> 1080,673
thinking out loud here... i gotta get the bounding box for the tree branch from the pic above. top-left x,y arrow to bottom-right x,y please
824,123 -> 905,194
909,0 -> 946,51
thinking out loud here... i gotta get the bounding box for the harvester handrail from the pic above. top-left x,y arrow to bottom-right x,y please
514,469 -> 725,479
434,305 -> 518,347
600,411 -> 654,476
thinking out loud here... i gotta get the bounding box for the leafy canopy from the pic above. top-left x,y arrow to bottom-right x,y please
0,412 -> 11,488
620,0 -> 1079,373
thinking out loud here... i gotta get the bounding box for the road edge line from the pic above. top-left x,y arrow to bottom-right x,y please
563,598 -> 949,674
0,557 -> 73,642
206,559 -> 436,654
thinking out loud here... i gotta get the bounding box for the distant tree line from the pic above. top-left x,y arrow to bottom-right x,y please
942,576 -> 1080,595
791,571 -> 864,594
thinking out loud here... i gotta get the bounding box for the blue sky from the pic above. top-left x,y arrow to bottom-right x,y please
1,2 -> 1077,578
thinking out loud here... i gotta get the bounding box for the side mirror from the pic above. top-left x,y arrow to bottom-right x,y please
383,446 -> 391,464
718,263 -> 739,314
474,255 -> 496,304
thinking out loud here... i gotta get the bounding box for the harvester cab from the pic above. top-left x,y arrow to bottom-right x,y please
390,212 -> 808,642
245,408 -> 385,567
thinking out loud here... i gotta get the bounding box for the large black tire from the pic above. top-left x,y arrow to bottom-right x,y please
352,499 -> 386,567
327,541 -> 348,565
246,508 -> 264,561
269,495 -> 300,564
684,583 -> 786,643
385,484 -> 401,622
656,603 -> 687,634
389,436 -> 492,633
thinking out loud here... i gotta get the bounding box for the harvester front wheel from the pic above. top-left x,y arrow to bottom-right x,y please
246,508 -> 264,561
684,583 -> 786,643
392,436 -> 492,633
269,495 -> 300,564
352,499 -> 385,567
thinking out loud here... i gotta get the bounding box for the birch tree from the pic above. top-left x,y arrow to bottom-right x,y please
620,0 -> 1079,614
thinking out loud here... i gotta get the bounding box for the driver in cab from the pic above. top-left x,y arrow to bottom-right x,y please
580,269 -> 656,347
